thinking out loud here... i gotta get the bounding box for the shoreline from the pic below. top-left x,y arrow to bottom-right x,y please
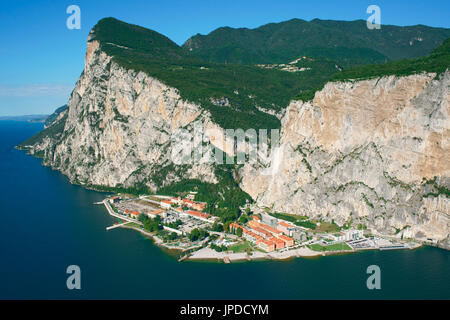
119,224 -> 323,262
186,243 -> 425,263
187,246 -> 321,262
119,224 -> 425,263
119,224 -> 190,253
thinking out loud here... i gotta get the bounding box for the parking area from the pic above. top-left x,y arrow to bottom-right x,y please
115,199 -> 160,215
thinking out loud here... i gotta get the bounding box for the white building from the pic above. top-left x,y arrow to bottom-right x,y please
344,230 -> 364,241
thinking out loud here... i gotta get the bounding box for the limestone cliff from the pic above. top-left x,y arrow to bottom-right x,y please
19,37 -> 224,191
240,72 -> 450,248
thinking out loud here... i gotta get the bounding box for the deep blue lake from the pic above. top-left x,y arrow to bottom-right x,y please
0,120 -> 449,299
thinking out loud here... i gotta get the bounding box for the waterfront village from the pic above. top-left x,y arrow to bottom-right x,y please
100,192 -> 420,263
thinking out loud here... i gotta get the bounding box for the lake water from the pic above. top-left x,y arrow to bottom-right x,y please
0,120 -> 449,299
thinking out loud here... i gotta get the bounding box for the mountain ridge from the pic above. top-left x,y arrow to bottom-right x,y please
183,18 -> 450,66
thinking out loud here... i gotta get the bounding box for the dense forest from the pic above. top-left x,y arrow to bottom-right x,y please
183,18 -> 450,65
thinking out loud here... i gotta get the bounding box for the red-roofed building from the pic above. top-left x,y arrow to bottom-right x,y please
258,222 -> 283,235
258,240 -> 275,252
168,197 -> 183,206
254,234 -> 263,242
278,235 -> 294,247
251,226 -> 273,238
248,220 -> 260,229
182,199 -> 195,206
192,202 -> 207,211
270,237 -> 285,249
148,209 -> 164,217
186,210 -> 213,222
130,211 -> 140,218
243,230 -> 262,243
277,221 -> 295,234
179,199 -> 207,211
160,200 -> 172,209
109,196 -> 120,204
279,221 -> 292,228
248,220 -> 282,237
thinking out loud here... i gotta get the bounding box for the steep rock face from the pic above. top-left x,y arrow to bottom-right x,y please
240,72 -> 450,245
23,39 -> 224,191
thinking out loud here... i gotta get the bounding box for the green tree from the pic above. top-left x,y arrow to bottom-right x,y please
189,228 -> 209,242
141,215 -> 161,232
189,229 -> 200,241
224,221 -> 232,233
168,232 -> 178,240
138,214 -> 148,223
238,214 -> 248,224
211,222 -> 224,232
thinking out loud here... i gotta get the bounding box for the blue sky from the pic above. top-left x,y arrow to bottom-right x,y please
0,0 -> 449,116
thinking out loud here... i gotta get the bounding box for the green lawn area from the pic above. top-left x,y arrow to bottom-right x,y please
314,222 -> 341,233
122,221 -> 142,229
268,211 -> 309,222
308,242 -> 352,252
267,211 -> 317,229
228,241 -> 253,253
125,222 -> 142,228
